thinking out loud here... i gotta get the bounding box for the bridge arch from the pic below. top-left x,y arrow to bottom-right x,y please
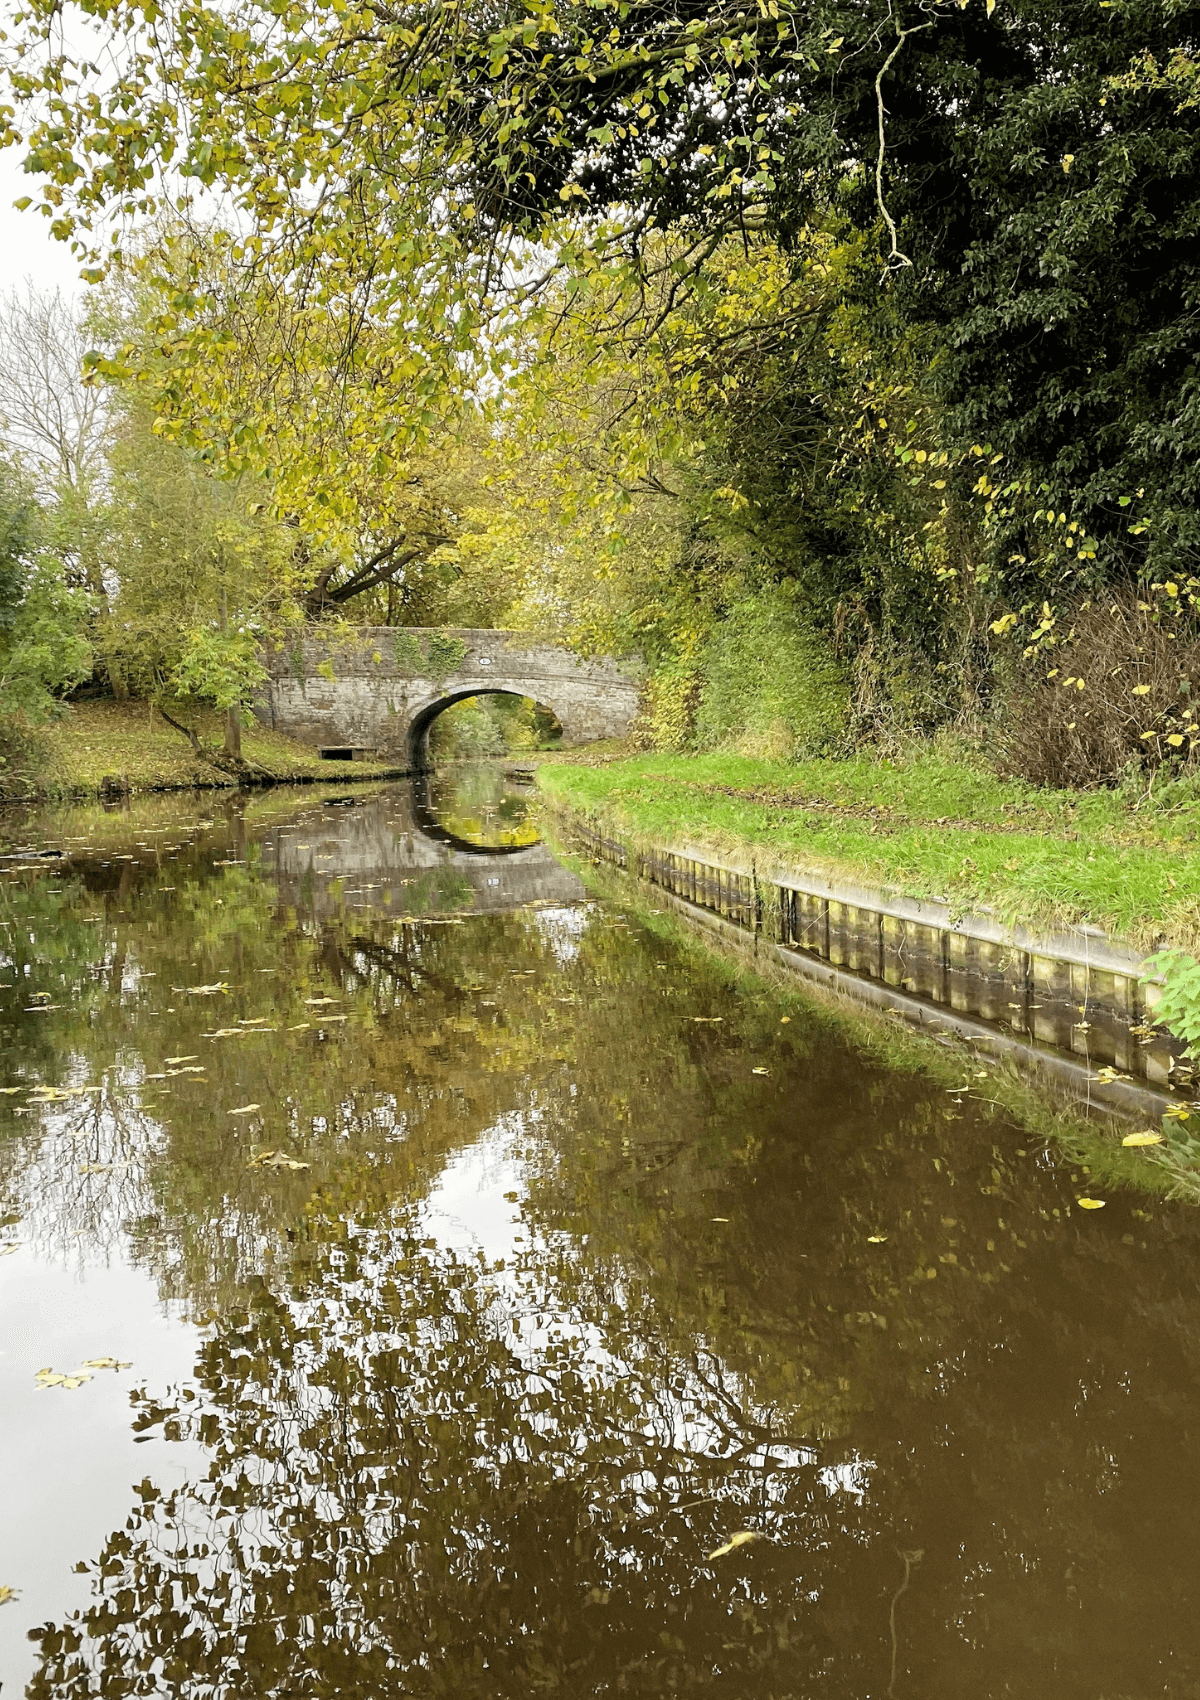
257,628 -> 641,768
408,770 -> 539,855
407,687 -> 561,770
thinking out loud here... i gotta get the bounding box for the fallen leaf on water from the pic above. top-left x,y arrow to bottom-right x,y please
779,1016 -> 790,1023
228,1104 -> 262,1117
1077,1197 -> 1106,1209
35,1367 -> 92,1390
0,1586 -> 17,1605
0,1087 -> 22,1094
867,1234 -> 888,1243
1123,1130 -> 1164,1147
183,983 -> 230,996
248,1150 -> 310,1170
751,1067 -> 770,1076
707,1531 -> 763,1560
164,1055 -> 199,1065
0,1241 -> 19,1256
305,997 -> 341,1007
690,1017 -> 724,1023
287,1022 -> 311,1032
166,1067 -> 206,1077
81,1357 -> 132,1371
711,1216 -> 730,1223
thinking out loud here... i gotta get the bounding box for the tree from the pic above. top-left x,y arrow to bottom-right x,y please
0,284 -> 106,498
97,404 -> 297,759
5,0 -> 1199,603
0,285 -> 111,598
0,457 -> 91,728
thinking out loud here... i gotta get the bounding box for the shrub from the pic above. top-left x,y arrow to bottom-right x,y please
694,584 -> 849,757
997,596 -> 1200,790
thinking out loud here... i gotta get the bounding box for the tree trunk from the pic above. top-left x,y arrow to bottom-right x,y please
224,706 -> 242,760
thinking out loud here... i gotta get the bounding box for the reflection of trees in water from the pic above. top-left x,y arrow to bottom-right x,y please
13,794 -> 1200,1693
29,1225 -> 860,1700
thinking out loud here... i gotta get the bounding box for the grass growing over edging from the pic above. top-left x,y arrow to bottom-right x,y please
0,700 -> 401,803
537,748 -> 1200,955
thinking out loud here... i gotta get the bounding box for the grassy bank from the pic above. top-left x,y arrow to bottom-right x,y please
537,748 -> 1200,956
0,700 -> 401,803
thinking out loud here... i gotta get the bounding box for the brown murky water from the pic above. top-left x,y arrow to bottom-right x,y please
2,769 -> 1200,1699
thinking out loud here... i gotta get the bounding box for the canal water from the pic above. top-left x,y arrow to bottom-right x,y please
2,769 -> 1200,1699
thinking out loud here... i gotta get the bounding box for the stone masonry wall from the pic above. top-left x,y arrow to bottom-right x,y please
255,628 -> 642,760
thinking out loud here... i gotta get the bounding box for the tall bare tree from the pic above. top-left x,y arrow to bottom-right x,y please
0,283 -> 107,500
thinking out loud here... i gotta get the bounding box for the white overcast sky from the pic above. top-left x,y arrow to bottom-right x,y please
0,145 -> 87,298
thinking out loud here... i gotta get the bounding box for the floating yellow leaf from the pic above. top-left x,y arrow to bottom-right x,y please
183,982 -> 230,995
867,1234 -> 888,1243
164,1055 -> 199,1065
81,1357 -> 132,1370
228,1104 -> 262,1116
707,1530 -> 763,1560
287,1022 -> 311,1032
690,1016 -> 723,1023
751,1067 -> 770,1076
1122,1130 -> 1164,1147
0,1586 -> 17,1605
35,1366 -> 92,1390
248,1149 -> 310,1170
304,996 -> 341,1007
1077,1197 -> 1106,1209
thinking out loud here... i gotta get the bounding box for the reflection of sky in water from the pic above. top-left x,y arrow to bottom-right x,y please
532,902 -> 594,966
419,1116 -> 529,1260
0,1249 -> 204,1691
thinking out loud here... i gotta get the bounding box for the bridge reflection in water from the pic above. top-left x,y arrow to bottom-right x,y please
261,766 -> 585,919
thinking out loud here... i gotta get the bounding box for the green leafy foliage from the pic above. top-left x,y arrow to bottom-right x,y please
0,461 -> 91,728
1146,948 -> 1200,1060
694,585 -> 850,758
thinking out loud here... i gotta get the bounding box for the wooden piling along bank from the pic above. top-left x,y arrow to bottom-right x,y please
559,813 -> 1191,1123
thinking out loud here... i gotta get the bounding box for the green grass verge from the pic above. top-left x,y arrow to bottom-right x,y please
537,748 -> 1200,955
0,700 -> 402,803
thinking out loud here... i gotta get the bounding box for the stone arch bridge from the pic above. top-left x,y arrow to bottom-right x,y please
256,628 -> 641,767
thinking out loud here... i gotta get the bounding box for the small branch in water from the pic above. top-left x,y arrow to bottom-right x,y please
888,1546 -> 924,1697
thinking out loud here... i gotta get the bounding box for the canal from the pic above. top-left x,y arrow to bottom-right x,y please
2,769 -> 1199,1698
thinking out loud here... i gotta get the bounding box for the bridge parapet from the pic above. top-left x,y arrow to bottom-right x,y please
257,627 -> 642,765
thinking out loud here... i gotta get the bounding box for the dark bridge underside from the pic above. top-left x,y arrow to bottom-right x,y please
408,772 -> 535,856
408,689 -> 545,771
